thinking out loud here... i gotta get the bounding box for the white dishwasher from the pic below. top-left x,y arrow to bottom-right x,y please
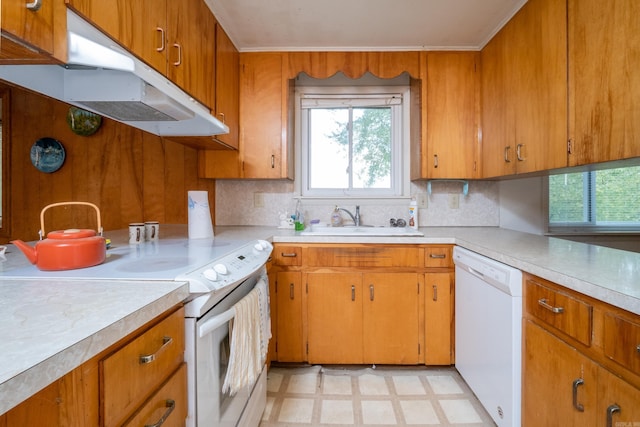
453,246 -> 522,427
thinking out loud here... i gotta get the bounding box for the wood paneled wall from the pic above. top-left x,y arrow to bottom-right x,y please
2,82 -> 215,242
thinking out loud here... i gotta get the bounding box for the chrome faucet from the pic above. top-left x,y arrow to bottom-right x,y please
338,205 -> 360,226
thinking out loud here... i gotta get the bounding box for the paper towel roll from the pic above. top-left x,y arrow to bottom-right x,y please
188,191 -> 214,239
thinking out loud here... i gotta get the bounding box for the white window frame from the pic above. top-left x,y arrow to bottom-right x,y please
294,85 -> 410,200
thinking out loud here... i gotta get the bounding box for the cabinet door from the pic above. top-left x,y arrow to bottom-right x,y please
597,368 -> 640,427
214,24 -> 240,149
568,0 -> 640,166
68,0 -> 167,73
240,52 -> 291,179
275,271 -> 304,362
2,0 -> 55,54
307,273 -> 363,364
523,320 -> 598,427
426,52 -> 479,179
166,0 -> 216,108
424,272 -> 452,365
363,273 -> 420,364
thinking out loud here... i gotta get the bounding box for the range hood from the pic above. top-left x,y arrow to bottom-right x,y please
0,10 -> 229,138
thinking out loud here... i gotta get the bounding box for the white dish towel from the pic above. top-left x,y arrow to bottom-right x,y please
222,271 -> 271,395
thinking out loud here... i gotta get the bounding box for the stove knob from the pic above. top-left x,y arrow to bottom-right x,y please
203,268 -> 218,282
214,263 -> 228,275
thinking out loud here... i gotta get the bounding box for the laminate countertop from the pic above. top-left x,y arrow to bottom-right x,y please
1,225 -> 638,416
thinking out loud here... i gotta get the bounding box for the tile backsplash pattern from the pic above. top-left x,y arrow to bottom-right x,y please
215,180 -> 499,227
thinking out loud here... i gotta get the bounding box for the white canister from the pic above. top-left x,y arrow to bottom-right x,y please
128,223 -> 145,244
144,221 -> 160,241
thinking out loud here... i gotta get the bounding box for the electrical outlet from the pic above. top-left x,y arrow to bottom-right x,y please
448,193 -> 459,209
253,192 -> 265,208
416,193 -> 428,209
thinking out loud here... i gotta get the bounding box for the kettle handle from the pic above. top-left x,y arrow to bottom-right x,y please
39,202 -> 103,239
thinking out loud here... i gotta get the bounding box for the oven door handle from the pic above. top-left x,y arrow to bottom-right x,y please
198,307 -> 236,338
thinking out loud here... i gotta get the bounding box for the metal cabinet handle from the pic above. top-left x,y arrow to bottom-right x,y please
636,344 -> 640,353
432,285 -> 438,302
139,336 -> 173,364
351,285 -> 356,302
606,404 -> 621,427
433,154 -> 439,168
516,143 -> 525,161
271,155 -> 275,168
429,254 -> 446,259
369,284 -> 374,301
289,283 -> 294,300
218,112 -> 226,123
26,0 -> 43,11
280,252 -> 297,257
155,27 -> 165,52
504,146 -> 511,162
172,43 -> 182,66
145,399 -> 175,427
572,378 -> 585,412
538,298 -> 564,314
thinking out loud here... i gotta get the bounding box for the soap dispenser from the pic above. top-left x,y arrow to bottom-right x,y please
409,198 -> 418,229
330,206 -> 343,227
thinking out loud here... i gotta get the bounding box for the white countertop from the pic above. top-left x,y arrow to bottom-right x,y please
1,225 -> 638,416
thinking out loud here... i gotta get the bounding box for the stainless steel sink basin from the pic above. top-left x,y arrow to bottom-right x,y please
299,225 -> 424,237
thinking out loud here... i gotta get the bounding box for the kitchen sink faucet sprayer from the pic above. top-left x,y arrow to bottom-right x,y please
338,206 -> 360,226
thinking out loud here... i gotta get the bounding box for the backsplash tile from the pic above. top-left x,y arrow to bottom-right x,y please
215,180 -> 499,227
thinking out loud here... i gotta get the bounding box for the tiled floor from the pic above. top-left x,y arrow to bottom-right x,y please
260,365 -> 497,426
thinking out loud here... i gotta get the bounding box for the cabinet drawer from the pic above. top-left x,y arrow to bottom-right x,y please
425,246 -> 453,268
306,246 -> 419,267
604,313 -> 640,376
274,246 -> 302,266
102,307 -> 185,427
123,363 -> 187,427
525,278 -> 592,346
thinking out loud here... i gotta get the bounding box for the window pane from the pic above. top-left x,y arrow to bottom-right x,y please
595,167 -> 640,222
549,172 -> 587,223
309,108 -> 349,189
352,107 -> 391,189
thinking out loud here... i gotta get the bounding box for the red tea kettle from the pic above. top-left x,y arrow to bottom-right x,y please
12,202 -> 107,271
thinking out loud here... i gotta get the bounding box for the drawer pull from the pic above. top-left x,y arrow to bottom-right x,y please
145,399 -> 175,427
572,378 -> 585,412
140,336 -> 173,364
538,298 -> 564,314
280,253 -> 298,257
429,254 -> 446,259
26,0 -> 43,11
606,404 -> 621,427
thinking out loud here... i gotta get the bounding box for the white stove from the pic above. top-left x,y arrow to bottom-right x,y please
1,225 -> 272,317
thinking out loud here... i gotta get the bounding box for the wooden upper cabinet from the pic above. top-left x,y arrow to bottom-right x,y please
68,0 -> 216,109
67,0 -> 168,73
424,52 -> 479,179
240,52 -> 293,179
481,0 -> 568,177
166,0 -> 216,109
568,0 -> 640,166
214,24 -> 239,149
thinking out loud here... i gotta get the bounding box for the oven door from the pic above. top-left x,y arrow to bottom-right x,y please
195,276 -> 258,427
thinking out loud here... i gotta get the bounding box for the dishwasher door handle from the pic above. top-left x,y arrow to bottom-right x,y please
466,266 -> 485,280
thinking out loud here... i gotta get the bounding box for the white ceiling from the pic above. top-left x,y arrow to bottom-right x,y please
204,0 -> 528,52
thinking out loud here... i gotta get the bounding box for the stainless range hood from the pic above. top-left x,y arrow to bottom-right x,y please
0,10 -> 229,138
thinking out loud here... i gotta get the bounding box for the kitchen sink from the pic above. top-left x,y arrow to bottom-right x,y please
299,225 -> 424,237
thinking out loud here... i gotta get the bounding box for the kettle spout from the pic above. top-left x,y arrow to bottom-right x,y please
11,240 -> 38,265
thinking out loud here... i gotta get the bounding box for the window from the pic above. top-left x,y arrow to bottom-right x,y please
296,85 -> 409,198
548,166 -> 640,231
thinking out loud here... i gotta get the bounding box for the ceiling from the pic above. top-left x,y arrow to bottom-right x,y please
204,0 -> 528,52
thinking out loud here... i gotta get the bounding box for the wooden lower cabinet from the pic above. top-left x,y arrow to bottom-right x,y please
275,271 -> 305,361
271,243 -> 454,365
523,273 -> 640,427
424,272 -> 453,364
307,272 -> 420,364
2,306 -> 186,427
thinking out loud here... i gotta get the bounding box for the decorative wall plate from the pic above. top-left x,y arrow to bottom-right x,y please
66,106 -> 102,136
30,137 -> 66,173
